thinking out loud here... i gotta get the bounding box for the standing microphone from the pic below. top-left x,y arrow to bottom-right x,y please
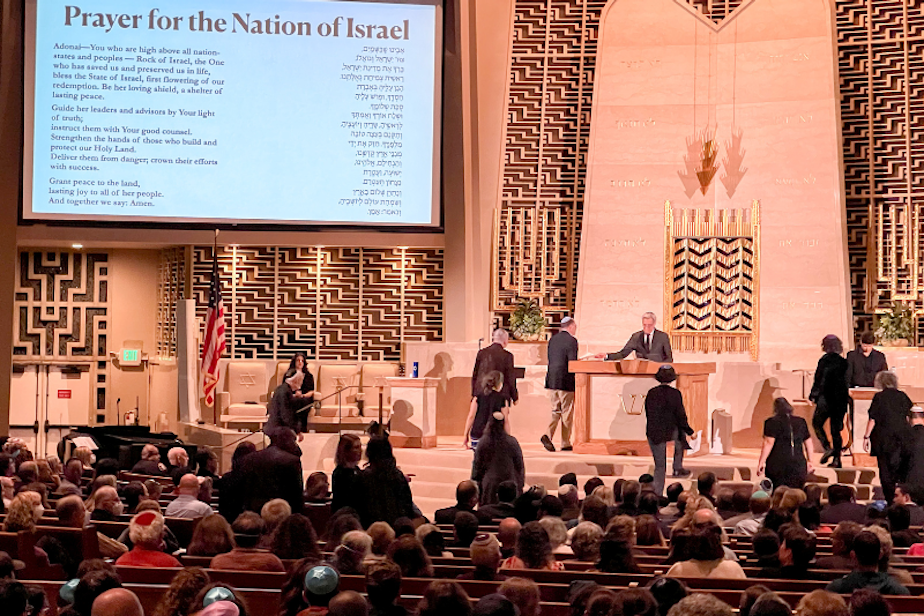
116,398 -> 121,425
478,338 -> 484,350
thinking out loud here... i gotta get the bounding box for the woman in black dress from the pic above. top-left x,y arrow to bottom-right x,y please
863,370 -> 914,501
462,371 -> 509,449
758,397 -> 814,490
471,411 -> 524,506
355,436 -> 417,527
810,334 -> 850,468
330,433 -> 362,514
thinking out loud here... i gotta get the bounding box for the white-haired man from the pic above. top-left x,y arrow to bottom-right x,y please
472,328 -> 518,404
602,311 -> 673,362
130,444 -> 167,476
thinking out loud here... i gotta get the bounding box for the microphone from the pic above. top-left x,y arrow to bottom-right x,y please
478,338 -> 484,349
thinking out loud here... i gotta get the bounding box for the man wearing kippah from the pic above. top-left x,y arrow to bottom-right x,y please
542,317 -> 579,452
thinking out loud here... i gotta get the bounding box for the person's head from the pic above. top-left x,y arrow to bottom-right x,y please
470,533 -> 502,571
612,589 -> 658,616
752,528 -> 781,560
739,586 -> 773,616
583,477 -> 604,499
778,523 -> 816,568
91,588 -> 144,616
591,485 -> 615,507
874,370 -> 899,391
144,480 -> 164,502
538,516 -> 568,550
387,535 -> 433,578
912,407 -> 924,427
515,521 -> 553,569
261,499 -> 292,536
140,444 -> 160,462
456,480 -> 479,509
56,494 -> 86,528
231,511 -> 265,549
887,504 -> 911,532
570,521 -> 604,562
230,442 -> 256,472
822,335 -> 844,354
619,480 -> 639,507
491,480 -> 517,505
73,570 -> 122,616
696,472 -> 717,497
860,331 -> 877,351
635,515 -> 665,546
268,428 -> 299,454
283,368 -> 305,392
194,584 -> 250,616
638,491 -> 660,516
558,472 -> 577,488
64,457 -> 84,485
151,566 -> 211,616
303,472 -> 329,502
492,328 -> 510,348
128,510 -> 166,550
561,317 -> 577,336
419,580 -> 473,616
557,484 -> 579,511
454,511 -> 480,546
324,511 -> 362,552
852,531 -> 882,569
364,436 -> 395,468
0,579 -> 29,616
334,434 -> 363,468
481,371 -> 504,396
271,513 -> 321,561
688,522 -> 724,561
773,397 -> 794,417
2,496 -> 36,532
596,525 -> 639,573
584,589 -> 618,616
580,495 -> 609,529
415,524 -> 446,557
289,352 -> 308,372
474,594 -> 518,616
606,515 -> 636,544
499,578 -> 540,616
365,560 -> 402,609
333,531 -> 371,574
745,490 -> 770,516
122,481 -> 147,513
666,594 -> 733,616
796,591 -> 848,616
176,473 -> 200,496
328,591 -> 368,616
641,312 -> 657,334
828,484 -> 855,506
750,594 -> 792,616
655,365 -> 677,384
893,484 -> 917,506
168,447 -> 189,468
188,514 -> 236,557
715,488 -> 734,513
72,446 -> 94,468
830,520 -> 862,558
498,518 -> 521,551
367,521 -> 396,556
848,589 -> 891,616
16,461 -> 37,485
195,447 -> 219,476
646,578 -> 688,616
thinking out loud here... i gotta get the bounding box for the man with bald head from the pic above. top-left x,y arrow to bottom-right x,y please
329,590 -> 370,616
472,328 -> 519,404
57,494 -> 127,558
497,518 -> 521,559
91,587 -> 144,616
131,444 -> 167,476
164,474 -> 213,518
435,480 -> 490,524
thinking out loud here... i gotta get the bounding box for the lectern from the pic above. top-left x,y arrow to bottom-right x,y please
569,360 -> 716,455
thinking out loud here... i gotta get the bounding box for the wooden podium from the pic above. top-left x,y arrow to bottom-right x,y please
569,359 -> 716,455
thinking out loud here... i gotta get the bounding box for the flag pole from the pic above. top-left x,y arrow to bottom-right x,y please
212,229 -> 219,426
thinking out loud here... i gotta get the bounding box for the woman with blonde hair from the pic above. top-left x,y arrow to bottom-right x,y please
3,495 -> 51,566
72,446 -> 94,469
591,485 -> 616,507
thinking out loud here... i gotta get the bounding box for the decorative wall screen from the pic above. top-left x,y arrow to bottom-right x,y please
190,246 -> 443,361
492,0 -> 609,327
665,203 -> 760,359
156,248 -> 186,359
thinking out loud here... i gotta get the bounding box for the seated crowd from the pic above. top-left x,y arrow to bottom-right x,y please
1,433 -> 924,616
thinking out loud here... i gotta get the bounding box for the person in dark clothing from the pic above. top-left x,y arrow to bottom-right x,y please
366,560 -> 407,616
864,371 -> 914,501
887,505 -> 922,548
265,369 -> 305,439
645,365 -> 694,496
478,481 -> 518,520
810,335 -> 850,468
435,480 -> 492,524
826,531 -> 910,595
472,329 -> 519,404
216,441 -> 256,524
750,528 -> 782,569
240,429 -> 304,516
463,371 -> 510,450
603,312 -> 673,362
287,352 -> 317,402
355,436 -> 417,527
759,523 -> 817,579
846,332 -> 888,388
821,484 -> 868,524
892,483 -> 924,525
758,397 -> 814,490
472,413 -> 525,507
331,434 -> 363,514
130,444 -> 167,476
542,317 -> 578,452
907,411 -> 924,497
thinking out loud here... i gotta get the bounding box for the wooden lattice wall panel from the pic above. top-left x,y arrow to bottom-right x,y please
836,0 -> 924,340
156,248 -> 186,359
680,0 -> 748,25
493,0 -> 608,327
190,246 -> 443,361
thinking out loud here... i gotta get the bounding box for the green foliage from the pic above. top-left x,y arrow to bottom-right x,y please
509,298 -> 545,341
875,302 -> 915,342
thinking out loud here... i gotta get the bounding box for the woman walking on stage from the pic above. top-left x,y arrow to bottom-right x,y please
462,371 -> 510,450
864,370 -> 914,501
810,335 -> 850,468
758,397 -> 814,490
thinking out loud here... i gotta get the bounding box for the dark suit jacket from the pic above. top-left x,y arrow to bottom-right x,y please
240,445 -> 304,516
606,329 -> 673,362
644,384 -> 694,444
819,502 -> 867,524
472,343 -> 519,402
434,504 -> 492,525
846,347 -> 888,388
810,352 -> 849,408
478,501 -> 516,520
545,331 -> 578,392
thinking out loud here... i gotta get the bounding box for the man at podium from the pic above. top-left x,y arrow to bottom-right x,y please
601,312 -> 673,362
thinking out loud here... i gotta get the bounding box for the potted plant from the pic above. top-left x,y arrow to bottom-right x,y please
509,298 -> 546,341
875,302 -> 916,347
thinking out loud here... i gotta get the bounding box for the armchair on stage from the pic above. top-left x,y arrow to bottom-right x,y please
217,362 -> 270,428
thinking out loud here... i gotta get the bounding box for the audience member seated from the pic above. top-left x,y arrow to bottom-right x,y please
418,580 -> 473,616
71,445 -> 95,470
636,514 -> 666,546
822,484 -> 868,524
864,524 -> 914,586
195,446 -> 220,479
34,459 -> 58,491
723,488 -> 756,528
584,477 -> 604,500
355,436 -> 417,527
0,579 -> 30,616
323,509 -> 363,552
216,441 -> 257,524
892,483 -> 924,525
666,522 -> 746,579
667,594 -> 732,616
816,521 -> 862,569
332,434 -> 363,515
121,481 -> 147,514
734,490 -> 771,536
115,511 -> 182,567
131,444 -> 167,476
715,488 -> 737,520
259,498 -> 292,548
270,513 -> 322,562
281,561 -> 341,616
194,584 -> 252,616
613,480 -> 640,517
537,495 -> 564,520
500,520 -> 565,571
330,530 -> 372,575
367,521 -> 396,565
559,484 -> 581,522
393,517 -> 415,538
591,526 -> 641,573
151,567 -> 212,616
796,591 -> 849,616
886,504 -> 922,547
646,577 -> 688,616
90,588 -> 144,616
2,476 -> 15,508
497,518 -> 520,559
329,590 -> 369,616
570,521 -> 604,562
474,594 -> 518,616
662,528 -> 691,566
748,593 -> 793,616
165,474 -> 214,519
387,535 -> 431,578
457,533 -> 506,581
759,523 -> 817,578
499,578 -> 539,616
89,485 -> 123,522
697,472 -> 718,505
477,481 -> 517,521
578,495 -> 610,530
304,472 -> 330,504
659,483 -> 685,526
750,528 -> 782,568
210,512 -> 285,572
848,588 -> 893,616
416,524 -> 451,558
513,485 -> 547,523
187,514 -> 236,557
57,494 -> 128,559
453,511 -> 480,548
539,515 -> 570,555
144,480 -> 164,502
436,480 -> 491,524
167,447 -> 193,482
116,499 -> 181,554
1,495 -> 50,566
826,531 -> 910,595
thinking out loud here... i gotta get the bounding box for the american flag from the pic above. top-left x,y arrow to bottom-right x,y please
201,254 -> 226,407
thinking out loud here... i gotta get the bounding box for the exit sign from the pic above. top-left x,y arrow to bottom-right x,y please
120,349 -> 142,366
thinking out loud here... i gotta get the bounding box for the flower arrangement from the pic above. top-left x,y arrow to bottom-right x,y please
509,298 -> 546,341
875,302 -> 915,345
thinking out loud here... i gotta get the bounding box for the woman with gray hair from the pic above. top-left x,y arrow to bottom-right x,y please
864,370 -> 914,500
569,521 -> 604,562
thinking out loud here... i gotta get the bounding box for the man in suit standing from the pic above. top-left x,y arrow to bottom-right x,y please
603,312 -> 673,362
240,428 -> 304,516
542,317 -> 578,452
472,329 -> 518,404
